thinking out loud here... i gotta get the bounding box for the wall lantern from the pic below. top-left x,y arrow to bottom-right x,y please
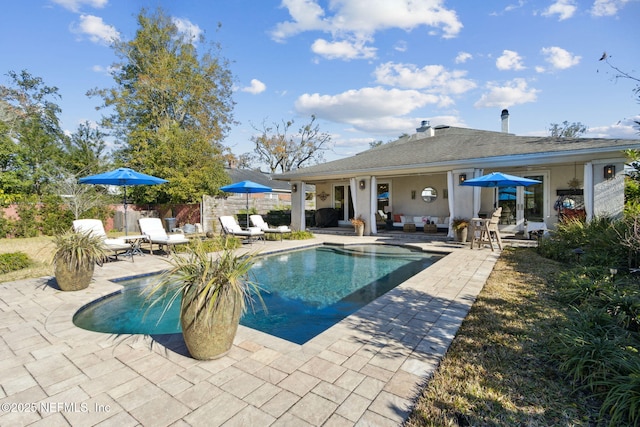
459,173 -> 467,184
291,183 -> 297,193
604,165 -> 615,180
359,179 -> 366,190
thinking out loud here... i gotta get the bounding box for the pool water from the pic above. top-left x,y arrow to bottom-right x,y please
73,244 -> 442,344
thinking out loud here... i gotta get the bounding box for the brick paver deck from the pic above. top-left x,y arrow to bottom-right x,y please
0,234 -> 503,426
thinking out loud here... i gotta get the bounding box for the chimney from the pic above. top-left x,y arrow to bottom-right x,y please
416,120 -> 434,136
501,109 -> 509,133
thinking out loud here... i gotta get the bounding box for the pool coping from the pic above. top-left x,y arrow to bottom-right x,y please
0,234 -> 502,426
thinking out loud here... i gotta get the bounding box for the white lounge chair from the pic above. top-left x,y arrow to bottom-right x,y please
72,219 -> 131,261
219,215 -> 265,243
249,215 -> 291,241
138,218 -> 190,255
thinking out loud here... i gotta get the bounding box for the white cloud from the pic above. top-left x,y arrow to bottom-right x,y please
52,0 -> 108,13
72,14 -> 119,44
311,38 -> 377,60
474,78 -> 539,108
394,40 -> 408,52
591,0 -> 633,17
91,64 -> 117,75
496,50 -> 525,71
540,46 -> 581,70
272,0 -> 462,61
585,115 -> 640,138
241,79 -> 267,94
294,87 -> 443,133
542,0 -> 578,20
373,62 -> 476,95
455,51 -> 472,64
172,17 -> 203,44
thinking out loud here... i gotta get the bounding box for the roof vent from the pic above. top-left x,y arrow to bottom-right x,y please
416,120 -> 434,136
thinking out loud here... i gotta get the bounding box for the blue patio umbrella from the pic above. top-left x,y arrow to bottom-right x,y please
220,180 -> 273,226
461,172 -> 541,208
79,167 -> 168,235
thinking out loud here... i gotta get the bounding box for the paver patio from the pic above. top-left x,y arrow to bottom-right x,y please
0,233 -> 505,426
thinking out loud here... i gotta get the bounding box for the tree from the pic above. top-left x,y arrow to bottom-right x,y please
369,140 -> 384,149
48,168 -> 110,220
599,53 -> 640,132
251,115 -> 332,173
89,8 -> 235,203
548,121 -> 587,138
63,121 -> 110,175
0,70 -> 65,197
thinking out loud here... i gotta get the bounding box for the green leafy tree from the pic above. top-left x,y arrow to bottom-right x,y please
0,70 -> 65,197
63,121 -> 110,175
251,115 -> 332,173
89,8 -> 234,203
548,121 -> 587,138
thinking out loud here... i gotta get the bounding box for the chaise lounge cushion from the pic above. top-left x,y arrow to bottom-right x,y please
72,219 -> 130,259
138,218 -> 189,255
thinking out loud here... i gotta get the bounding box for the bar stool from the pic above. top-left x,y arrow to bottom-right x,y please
470,218 -> 494,251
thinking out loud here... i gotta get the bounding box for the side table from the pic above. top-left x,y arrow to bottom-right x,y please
423,224 -> 437,233
123,234 -> 146,258
403,223 -> 416,232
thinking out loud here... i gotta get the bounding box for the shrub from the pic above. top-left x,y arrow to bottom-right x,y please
0,252 -> 32,273
286,230 -> 314,240
551,309 -> 634,388
597,362 -> 640,427
40,195 -> 74,236
554,266 -> 614,305
538,216 -> 626,267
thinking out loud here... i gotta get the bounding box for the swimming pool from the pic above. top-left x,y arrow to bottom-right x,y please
73,244 -> 443,344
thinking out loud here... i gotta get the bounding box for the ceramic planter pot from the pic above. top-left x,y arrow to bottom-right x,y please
55,262 -> 95,291
180,291 -> 242,360
455,227 -> 468,242
354,224 -> 364,236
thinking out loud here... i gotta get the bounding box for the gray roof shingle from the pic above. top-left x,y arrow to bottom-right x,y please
275,126 -> 640,181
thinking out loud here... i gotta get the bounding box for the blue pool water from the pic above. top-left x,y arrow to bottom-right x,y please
73,244 -> 442,344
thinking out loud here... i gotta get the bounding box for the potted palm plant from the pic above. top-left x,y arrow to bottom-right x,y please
52,229 -> 107,291
145,240 -> 261,360
452,217 -> 469,242
350,216 -> 365,236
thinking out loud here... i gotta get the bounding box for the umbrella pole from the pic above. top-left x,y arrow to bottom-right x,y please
246,193 -> 249,228
123,186 -> 128,236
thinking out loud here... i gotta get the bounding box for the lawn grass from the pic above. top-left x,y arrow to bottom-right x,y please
0,236 -> 55,282
406,247 -> 603,426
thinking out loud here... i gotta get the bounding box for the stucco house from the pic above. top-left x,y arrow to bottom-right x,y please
276,110 -> 640,237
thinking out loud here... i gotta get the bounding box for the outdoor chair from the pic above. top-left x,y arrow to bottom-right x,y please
487,207 -> 503,250
219,215 -> 265,243
72,219 -> 131,261
249,214 -> 291,241
137,217 -> 190,255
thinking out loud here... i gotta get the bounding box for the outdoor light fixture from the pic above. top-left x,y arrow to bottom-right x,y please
604,165 -> 615,180
359,179 -> 366,190
459,173 -> 466,184
291,183 -> 297,193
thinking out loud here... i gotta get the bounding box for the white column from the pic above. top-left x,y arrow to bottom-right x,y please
584,162 -> 593,222
290,181 -> 306,231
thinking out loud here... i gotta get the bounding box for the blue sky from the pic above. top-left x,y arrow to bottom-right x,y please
2,0 -> 639,165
